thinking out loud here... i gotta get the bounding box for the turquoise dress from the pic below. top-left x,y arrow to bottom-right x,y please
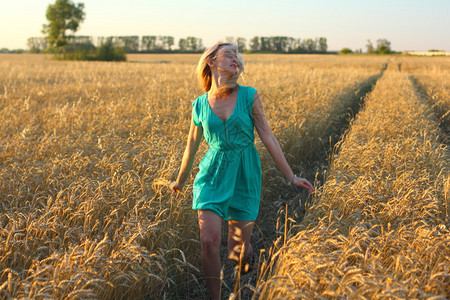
191,85 -> 262,221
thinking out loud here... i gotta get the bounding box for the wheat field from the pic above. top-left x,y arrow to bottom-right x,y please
257,61 -> 449,299
0,53 -> 448,299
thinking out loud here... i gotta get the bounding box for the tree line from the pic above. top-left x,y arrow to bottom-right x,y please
246,36 -> 328,53
27,35 -> 329,54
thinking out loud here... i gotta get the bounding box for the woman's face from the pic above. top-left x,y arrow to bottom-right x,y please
211,47 -> 238,75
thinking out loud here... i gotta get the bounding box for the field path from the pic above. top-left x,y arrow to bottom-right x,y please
256,63 -> 449,299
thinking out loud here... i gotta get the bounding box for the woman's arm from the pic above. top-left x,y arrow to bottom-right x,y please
253,92 -> 314,193
170,118 -> 203,192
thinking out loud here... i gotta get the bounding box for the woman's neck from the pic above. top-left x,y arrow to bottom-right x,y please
209,73 -> 235,98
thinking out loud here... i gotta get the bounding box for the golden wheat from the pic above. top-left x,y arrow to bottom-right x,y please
0,54 -> 448,299
257,61 -> 449,299
403,57 -> 449,131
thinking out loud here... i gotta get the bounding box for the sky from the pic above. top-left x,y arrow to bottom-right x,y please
1,0 -> 449,52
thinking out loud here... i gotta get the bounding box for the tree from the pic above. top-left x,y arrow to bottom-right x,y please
160,36 -> 174,51
236,37 -> 247,52
271,36 -> 287,52
249,36 -> 260,52
142,36 -> 157,52
285,37 -> 295,52
27,37 -> 48,53
303,38 -> 316,52
117,36 -> 139,53
186,37 -> 198,52
376,39 -> 391,54
260,37 -> 270,52
318,37 -> 328,52
95,39 -> 126,61
178,38 -> 187,52
186,37 -> 203,52
340,47 -> 353,54
366,39 -> 375,54
42,0 -> 85,53
292,38 -> 302,52
71,35 -> 94,53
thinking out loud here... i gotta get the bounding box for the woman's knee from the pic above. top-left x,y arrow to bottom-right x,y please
197,209 -> 222,254
200,231 -> 221,254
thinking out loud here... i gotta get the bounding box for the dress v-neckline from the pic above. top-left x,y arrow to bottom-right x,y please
207,85 -> 240,123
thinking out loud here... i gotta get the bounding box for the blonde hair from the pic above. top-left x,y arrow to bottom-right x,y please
196,42 -> 244,95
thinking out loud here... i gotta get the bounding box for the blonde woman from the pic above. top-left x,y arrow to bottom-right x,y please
170,42 -> 314,299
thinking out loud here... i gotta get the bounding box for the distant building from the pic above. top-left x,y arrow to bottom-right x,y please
403,51 -> 450,56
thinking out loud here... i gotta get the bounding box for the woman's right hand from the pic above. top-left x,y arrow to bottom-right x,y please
292,176 -> 315,194
169,181 -> 183,193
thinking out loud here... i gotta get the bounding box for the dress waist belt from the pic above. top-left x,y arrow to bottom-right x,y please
209,142 -> 254,152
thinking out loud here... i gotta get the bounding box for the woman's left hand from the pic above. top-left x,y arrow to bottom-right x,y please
292,176 -> 315,194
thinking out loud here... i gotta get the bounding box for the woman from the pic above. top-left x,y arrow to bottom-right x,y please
170,42 -> 314,299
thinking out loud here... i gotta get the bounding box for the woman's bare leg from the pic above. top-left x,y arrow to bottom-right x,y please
227,220 -> 254,267
198,210 -> 222,300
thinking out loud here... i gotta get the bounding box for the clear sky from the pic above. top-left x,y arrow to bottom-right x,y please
1,0 -> 449,52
